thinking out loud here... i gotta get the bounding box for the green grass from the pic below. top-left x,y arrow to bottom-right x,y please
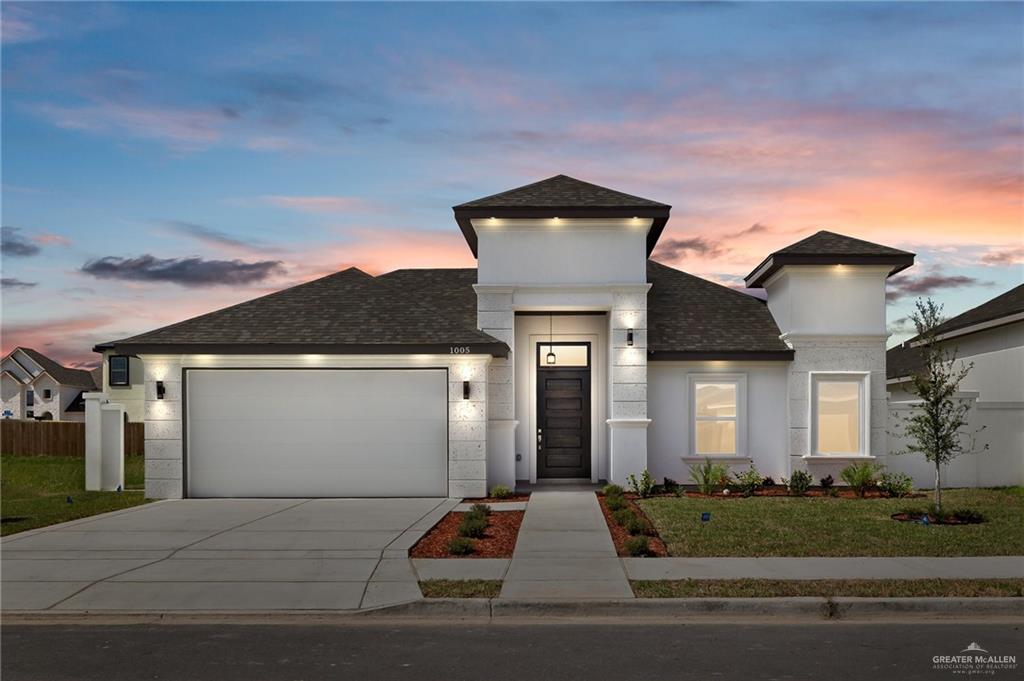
419,579 -> 503,599
1,455 -> 149,536
640,488 -> 1024,557
632,578 -> 1024,598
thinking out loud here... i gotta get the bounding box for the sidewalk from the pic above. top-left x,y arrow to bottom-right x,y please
498,491 -> 632,599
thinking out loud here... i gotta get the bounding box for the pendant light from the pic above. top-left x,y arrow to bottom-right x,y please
546,314 -> 557,365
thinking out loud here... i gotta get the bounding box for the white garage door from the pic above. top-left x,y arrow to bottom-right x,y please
186,369 -> 448,497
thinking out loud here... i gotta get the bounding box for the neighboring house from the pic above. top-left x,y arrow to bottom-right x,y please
95,174 -> 942,499
1,347 -> 98,422
886,284 -> 1024,487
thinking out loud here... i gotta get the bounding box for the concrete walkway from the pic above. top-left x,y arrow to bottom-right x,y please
1,498 -> 458,611
623,556 -> 1024,580
499,491 -> 631,599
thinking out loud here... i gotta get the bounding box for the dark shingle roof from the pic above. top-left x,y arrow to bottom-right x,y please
97,268 -> 507,356
745,230 -> 915,287
886,283 -> 1024,380
646,261 -> 791,359
15,348 -> 97,388
452,174 -> 672,257
377,268 -> 479,330
454,174 -> 668,209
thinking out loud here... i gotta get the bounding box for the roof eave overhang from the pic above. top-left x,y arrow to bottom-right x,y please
744,253 -> 916,288
648,349 -> 795,362
99,342 -> 511,359
453,205 -> 671,258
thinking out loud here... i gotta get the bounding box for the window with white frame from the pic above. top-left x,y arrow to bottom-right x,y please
810,373 -> 868,456
690,375 -> 746,456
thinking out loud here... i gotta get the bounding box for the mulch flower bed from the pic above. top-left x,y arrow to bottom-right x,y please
891,511 -> 985,525
655,485 -> 925,500
410,510 -> 525,558
596,494 -> 668,557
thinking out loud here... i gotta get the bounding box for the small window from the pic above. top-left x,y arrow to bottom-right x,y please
43,389 -> 52,399
109,356 -> 130,386
811,374 -> 868,456
537,343 -> 590,367
26,389 -> 34,407
26,410 -> 34,419
690,375 -> 747,456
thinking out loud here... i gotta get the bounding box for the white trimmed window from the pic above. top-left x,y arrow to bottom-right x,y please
810,372 -> 869,456
689,374 -> 747,456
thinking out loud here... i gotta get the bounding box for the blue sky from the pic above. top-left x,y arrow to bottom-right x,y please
2,1 -> 1022,365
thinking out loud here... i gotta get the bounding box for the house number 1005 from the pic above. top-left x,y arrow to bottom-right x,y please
450,346 -> 471,354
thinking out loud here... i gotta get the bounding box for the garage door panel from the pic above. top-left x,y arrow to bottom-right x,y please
186,369 -> 448,498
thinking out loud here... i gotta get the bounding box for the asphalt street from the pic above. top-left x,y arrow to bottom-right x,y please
3,621 -> 1020,681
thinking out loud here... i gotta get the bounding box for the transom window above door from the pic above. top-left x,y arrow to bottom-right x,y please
537,343 -> 590,367
689,374 -> 747,456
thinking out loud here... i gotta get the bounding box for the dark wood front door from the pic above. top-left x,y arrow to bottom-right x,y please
537,368 -> 591,478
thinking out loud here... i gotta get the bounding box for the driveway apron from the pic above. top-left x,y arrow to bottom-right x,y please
500,490 -> 632,599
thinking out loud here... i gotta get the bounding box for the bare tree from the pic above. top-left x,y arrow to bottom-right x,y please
890,298 -> 987,513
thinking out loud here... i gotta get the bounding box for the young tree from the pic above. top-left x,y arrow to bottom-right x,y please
890,298 -> 987,513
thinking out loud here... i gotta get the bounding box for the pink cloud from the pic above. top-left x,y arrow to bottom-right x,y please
34,101 -> 228,150
32,232 -> 72,247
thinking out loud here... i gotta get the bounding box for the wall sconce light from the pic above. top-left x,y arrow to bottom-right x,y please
156,381 -> 166,400
462,380 -> 471,400
626,328 -> 634,346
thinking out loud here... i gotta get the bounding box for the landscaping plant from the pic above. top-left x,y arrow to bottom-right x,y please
624,535 -> 651,557
688,458 -> 731,496
889,298 -> 988,513
878,471 -> 914,498
782,470 -> 813,496
612,508 -> 636,527
458,513 -> 488,538
627,470 -> 655,498
469,503 -> 492,516
840,461 -> 883,497
602,483 -> 625,497
605,494 -> 627,512
625,515 -> 653,536
761,476 -> 776,487
662,477 -> 679,495
447,537 -> 474,555
734,466 -> 763,497
489,484 -> 513,499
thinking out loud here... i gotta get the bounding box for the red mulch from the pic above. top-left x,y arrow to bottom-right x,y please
597,494 -> 668,557
891,512 -> 983,525
410,510 -> 525,558
463,494 -> 531,503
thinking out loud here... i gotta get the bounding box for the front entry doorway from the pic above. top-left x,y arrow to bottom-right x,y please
536,342 -> 591,479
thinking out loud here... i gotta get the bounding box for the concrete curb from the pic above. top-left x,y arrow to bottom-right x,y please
4,597 -> 1021,624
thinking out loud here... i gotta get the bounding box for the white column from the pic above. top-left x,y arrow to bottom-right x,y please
477,287 -> 516,491
607,285 -> 652,484
83,392 -> 107,491
100,403 -> 125,491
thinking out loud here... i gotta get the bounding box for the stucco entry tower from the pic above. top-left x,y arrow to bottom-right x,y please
455,175 -> 671,487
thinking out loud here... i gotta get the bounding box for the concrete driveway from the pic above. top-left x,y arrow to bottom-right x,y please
1,498 -> 458,612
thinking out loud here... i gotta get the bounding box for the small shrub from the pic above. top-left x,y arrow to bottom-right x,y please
662,477 -> 679,494
612,508 -> 636,527
602,483 -> 625,498
951,508 -> 986,524
782,470 -> 813,496
689,458 -> 731,496
447,537 -> 474,555
604,494 -> 627,512
819,474 -> 834,489
624,535 -> 651,557
625,515 -> 654,536
627,470 -> 655,498
489,484 -> 513,499
762,476 -> 776,487
878,471 -> 914,498
469,503 -> 492,516
457,513 -> 488,539
840,461 -> 883,497
734,466 -> 763,497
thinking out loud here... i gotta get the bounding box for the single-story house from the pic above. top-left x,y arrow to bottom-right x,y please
96,174 -> 932,499
1,347 -> 99,422
886,284 -> 1024,487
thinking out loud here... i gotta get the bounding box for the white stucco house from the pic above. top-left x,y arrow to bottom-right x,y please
886,284 -> 1024,487
1,347 -> 99,422
94,174 -> 948,500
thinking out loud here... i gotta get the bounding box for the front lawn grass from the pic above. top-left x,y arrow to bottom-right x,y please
419,579 -> 502,598
1,455 -> 148,536
640,488 -> 1023,557
632,578 -> 1024,598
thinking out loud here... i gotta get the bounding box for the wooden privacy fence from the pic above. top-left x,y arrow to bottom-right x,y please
0,420 -> 144,457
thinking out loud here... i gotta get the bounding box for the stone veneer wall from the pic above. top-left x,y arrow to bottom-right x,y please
476,289 -> 516,489
141,355 -> 490,499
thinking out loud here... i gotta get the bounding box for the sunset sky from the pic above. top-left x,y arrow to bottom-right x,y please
2,1 -> 1022,367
